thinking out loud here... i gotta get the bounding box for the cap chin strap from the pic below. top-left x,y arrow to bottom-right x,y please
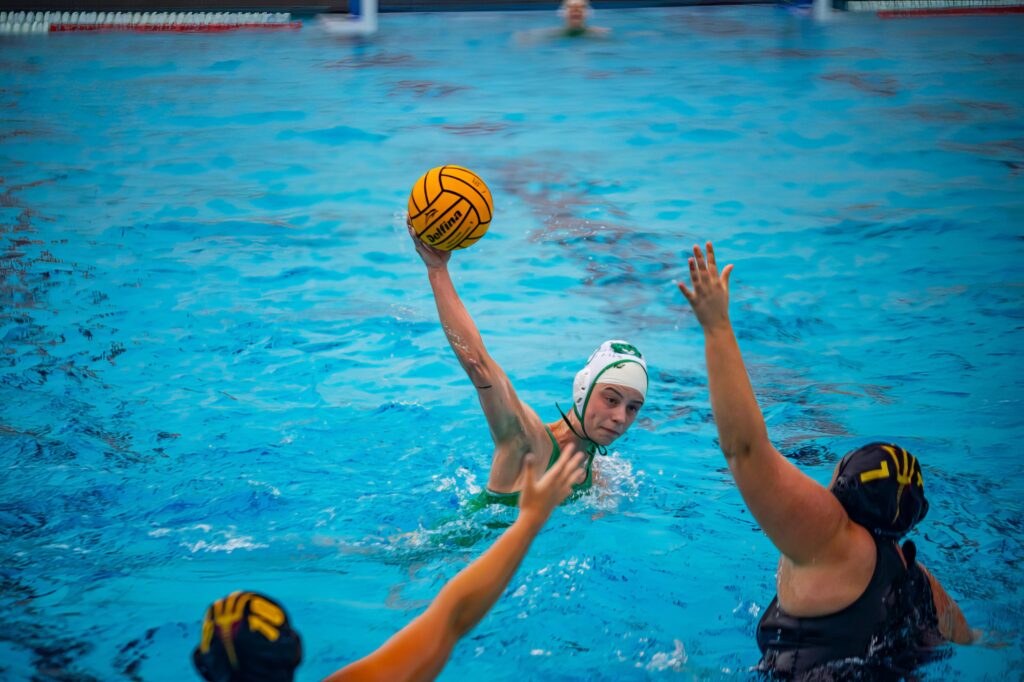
555,402 -> 608,456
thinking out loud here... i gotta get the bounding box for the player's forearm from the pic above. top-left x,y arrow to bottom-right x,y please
927,570 -> 975,645
427,267 -> 491,378
947,609 -> 974,644
322,515 -> 544,682
704,323 -> 770,460
437,513 -> 544,638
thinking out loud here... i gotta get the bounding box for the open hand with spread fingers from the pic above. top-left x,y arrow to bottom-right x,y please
518,445 -> 587,527
677,241 -> 733,332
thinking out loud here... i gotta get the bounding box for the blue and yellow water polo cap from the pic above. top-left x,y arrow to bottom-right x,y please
831,442 -> 929,538
192,591 -> 302,682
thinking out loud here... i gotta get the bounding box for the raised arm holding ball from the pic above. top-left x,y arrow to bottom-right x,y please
407,166 -> 648,508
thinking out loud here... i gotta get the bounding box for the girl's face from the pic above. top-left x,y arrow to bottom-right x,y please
584,383 -> 644,445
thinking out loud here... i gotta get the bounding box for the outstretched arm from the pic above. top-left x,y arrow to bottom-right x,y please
325,446 -> 588,682
678,243 -> 857,566
409,225 -> 536,455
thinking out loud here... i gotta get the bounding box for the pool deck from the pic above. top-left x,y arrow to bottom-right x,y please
0,0 -> 767,15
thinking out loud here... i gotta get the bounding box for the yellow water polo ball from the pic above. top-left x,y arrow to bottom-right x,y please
408,165 -> 493,251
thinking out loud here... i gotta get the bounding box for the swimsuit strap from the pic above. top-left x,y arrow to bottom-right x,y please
544,426 -> 561,470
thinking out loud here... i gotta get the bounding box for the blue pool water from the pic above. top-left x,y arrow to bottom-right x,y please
1,6 -> 1022,680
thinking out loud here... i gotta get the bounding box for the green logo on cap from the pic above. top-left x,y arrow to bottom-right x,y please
610,342 -> 642,358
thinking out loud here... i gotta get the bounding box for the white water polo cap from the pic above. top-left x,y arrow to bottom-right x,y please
573,340 -> 648,422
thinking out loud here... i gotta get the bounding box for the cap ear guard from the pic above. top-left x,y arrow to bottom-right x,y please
193,604 -> 233,682
832,442 -> 929,538
572,364 -> 593,421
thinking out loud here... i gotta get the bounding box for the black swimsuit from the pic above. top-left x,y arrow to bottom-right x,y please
756,538 -> 943,680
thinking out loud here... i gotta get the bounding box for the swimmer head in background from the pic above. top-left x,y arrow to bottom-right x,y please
559,0 -> 591,31
560,340 -> 648,453
193,591 -> 302,682
830,442 -> 929,538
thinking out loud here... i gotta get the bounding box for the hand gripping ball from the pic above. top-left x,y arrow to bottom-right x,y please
408,165 -> 493,251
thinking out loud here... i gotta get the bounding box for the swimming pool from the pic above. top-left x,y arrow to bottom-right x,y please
1,6 -> 1022,680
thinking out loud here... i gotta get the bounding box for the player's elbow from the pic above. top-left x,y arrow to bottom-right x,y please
719,427 -> 770,462
449,609 -> 475,641
432,585 -> 476,641
719,438 -> 751,461
435,606 -> 475,647
460,353 -> 495,387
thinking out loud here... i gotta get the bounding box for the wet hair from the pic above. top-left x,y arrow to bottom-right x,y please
831,442 -> 929,538
192,592 -> 302,682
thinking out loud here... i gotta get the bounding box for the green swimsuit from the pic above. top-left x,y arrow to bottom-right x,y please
469,427 -> 595,511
